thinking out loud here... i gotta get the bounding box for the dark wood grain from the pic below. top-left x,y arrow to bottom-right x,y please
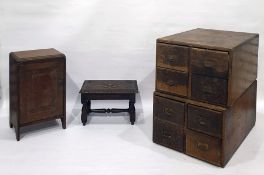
156,43 -> 189,72
154,95 -> 185,125
223,81 -> 257,166
79,80 -> 138,125
153,28 -> 258,167
80,80 -> 138,94
191,48 -> 229,78
191,74 -> 227,106
187,105 -> 222,138
157,28 -> 257,51
228,36 -> 258,106
19,61 -> 64,124
156,29 -> 258,106
186,130 -> 221,166
153,118 -> 184,152
156,67 -> 188,96
154,80 -> 256,167
9,48 -> 66,141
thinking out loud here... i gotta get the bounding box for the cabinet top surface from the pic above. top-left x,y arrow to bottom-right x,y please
80,80 -> 138,94
10,48 -> 65,62
157,28 -> 258,51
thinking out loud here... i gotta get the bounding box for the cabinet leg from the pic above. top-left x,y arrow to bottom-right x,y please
129,101 -> 135,125
61,117 -> 66,129
9,122 -> 13,128
15,126 -> 20,141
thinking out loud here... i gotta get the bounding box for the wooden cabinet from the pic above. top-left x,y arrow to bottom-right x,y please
153,28 -> 258,167
9,48 -> 66,141
156,28 -> 258,106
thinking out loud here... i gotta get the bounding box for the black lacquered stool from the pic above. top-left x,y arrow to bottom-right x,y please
79,80 -> 138,125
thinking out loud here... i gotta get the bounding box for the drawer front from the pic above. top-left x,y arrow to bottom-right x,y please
153,118 -> 184,152
191,74 -> 227,105
156,67 -> 188,96
187,105 -> 222,137
191,48 -> 229,78
154,95 -> 185,125
186,131 -> 221,166
157,43 -> 189,72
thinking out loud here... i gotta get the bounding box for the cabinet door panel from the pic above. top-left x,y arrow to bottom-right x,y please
19,61 -> 64,124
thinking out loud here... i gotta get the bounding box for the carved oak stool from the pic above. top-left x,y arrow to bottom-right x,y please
79,80 -> 138,125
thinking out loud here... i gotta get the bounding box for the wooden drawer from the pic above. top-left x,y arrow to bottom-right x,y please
186,131 -> 221,166
153,118 -> 184,152
157,43 -> 189,72
191,48 -> 229,78
154,95 -> 185,125
156,67 -> 188,96
187,105 -> 222,137
191,74 -> 227,105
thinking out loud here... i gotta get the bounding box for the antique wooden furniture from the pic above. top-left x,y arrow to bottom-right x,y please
9,48 -> 66,141
153,28 -> 258,167
79,80 -> 138,125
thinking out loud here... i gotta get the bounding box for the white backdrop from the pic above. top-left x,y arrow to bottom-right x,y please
1,0 -> 264,174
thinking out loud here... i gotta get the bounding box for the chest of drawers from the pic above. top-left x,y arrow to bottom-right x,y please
9,48 -> 66,141
153,28 -> 258,167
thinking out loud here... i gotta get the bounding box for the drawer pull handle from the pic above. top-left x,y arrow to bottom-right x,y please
197,142 -> 209,151
199,120 -> 206,126
164,107 -> 173,116
196,116 -> 206,126
201,86 -> 214,94
166,80 -> 175,86
203,60 -> 215,68
167,56 -> 175,62
162,129 -> 172,138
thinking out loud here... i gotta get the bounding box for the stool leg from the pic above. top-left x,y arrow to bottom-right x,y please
129,100 -> 135,125
81,100 -> 91,126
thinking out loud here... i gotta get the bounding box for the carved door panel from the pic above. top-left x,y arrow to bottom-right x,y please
19,61 -> 64,124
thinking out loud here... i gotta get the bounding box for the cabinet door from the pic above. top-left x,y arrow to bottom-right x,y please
19,60 -> 65,124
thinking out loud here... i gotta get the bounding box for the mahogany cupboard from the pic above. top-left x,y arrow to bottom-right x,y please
9,48 -> 66,141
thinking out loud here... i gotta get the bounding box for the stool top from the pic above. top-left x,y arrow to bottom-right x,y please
10,48 -> 65,62
80,80 -> 138,94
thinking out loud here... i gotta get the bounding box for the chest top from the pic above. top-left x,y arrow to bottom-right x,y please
157,28 -> 258,51
10,48 -> 65,62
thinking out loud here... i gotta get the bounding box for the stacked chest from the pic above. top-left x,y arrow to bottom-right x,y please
153,28 -> 258,167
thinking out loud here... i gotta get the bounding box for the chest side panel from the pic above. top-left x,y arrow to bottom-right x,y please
229,36 -> 258,106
